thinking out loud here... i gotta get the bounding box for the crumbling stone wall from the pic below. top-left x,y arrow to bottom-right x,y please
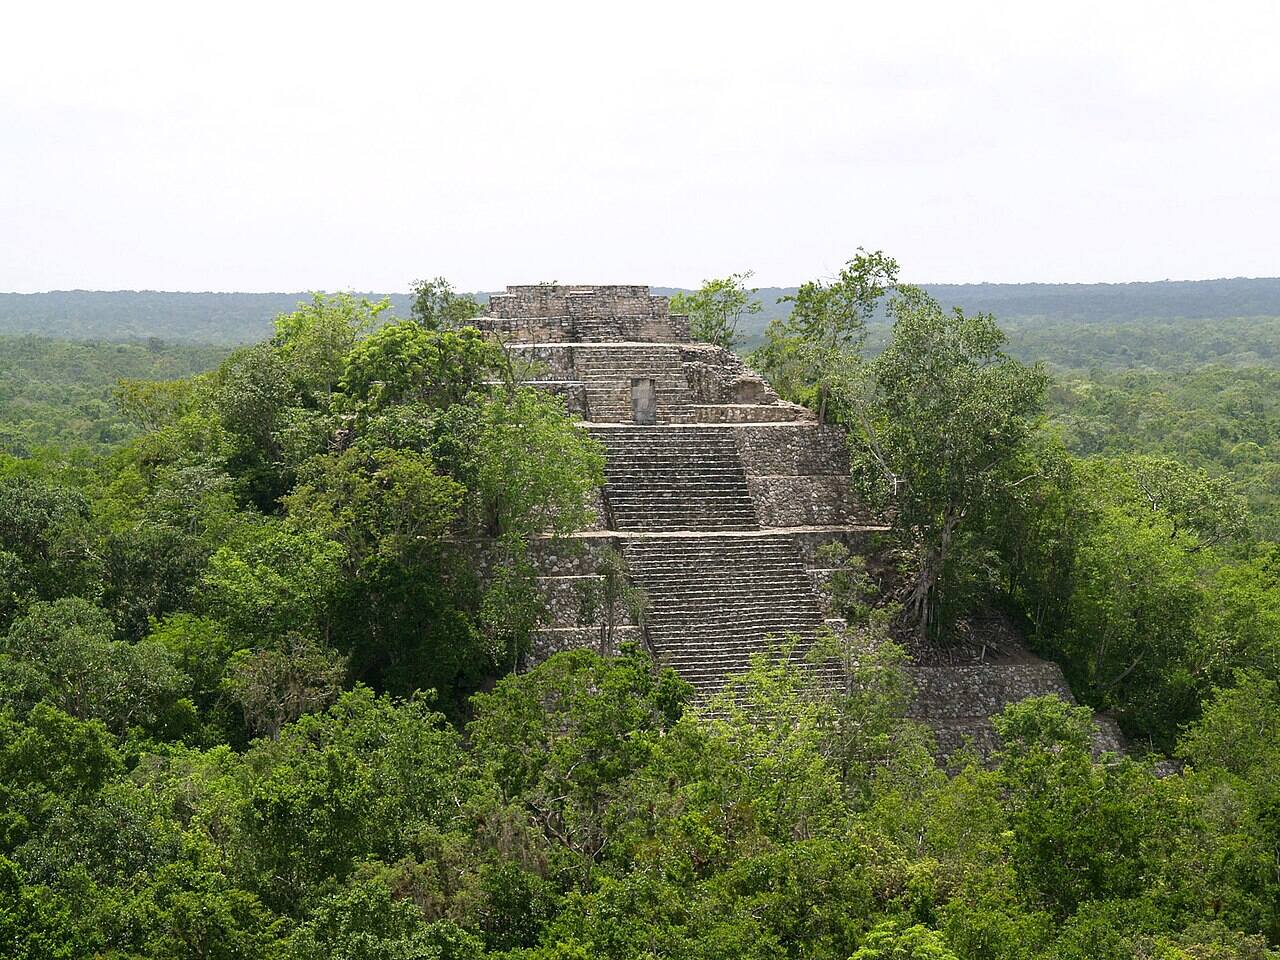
528,535 -> 646,663
681,344 -> 780,404
734,424 -> 851,474
489,285 -> 662,318
733,424 -> 868,526
908,663 -> 1074,719
485,285 -> 690,343
906,662 -> 1128,758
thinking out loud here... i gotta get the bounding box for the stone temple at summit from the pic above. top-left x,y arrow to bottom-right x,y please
480,284 -> 1124,755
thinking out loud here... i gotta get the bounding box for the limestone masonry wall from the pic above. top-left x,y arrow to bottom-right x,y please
907,663 -> 1128,757
749,476 -> 866,527
489,285 -> 665,318
908,663 -> 1073,719
733,424 -> 865,526
681,344 -> 780,404
734,423 -> 851,475
485,285 -> 689,342
529,535 -> 645,663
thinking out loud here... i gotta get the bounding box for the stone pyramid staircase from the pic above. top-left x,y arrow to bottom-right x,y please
485,283 -> 1125,757
565,345 -> 687,423
623,532 -> 834,696
591,426 -> 759,531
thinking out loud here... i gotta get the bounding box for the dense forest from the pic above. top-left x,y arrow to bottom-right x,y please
0,337 -> 227,455
5,277 -> 1280,356
2,270 -> 1279,958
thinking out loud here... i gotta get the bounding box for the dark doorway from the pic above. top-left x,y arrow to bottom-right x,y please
631,377 -> 656,424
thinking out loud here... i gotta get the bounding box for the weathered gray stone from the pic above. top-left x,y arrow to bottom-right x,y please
477,285 -> 1118,758
734,423 -> 850,475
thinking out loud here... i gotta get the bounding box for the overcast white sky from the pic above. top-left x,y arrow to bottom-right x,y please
2,1 -> 1278,292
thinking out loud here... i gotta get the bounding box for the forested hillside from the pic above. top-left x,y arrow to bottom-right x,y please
0,336 -> 228,455
6,278 -> 1280,360
2,274 -> 1279,958
0,291 -> 415,343
674,279 -> 1280,363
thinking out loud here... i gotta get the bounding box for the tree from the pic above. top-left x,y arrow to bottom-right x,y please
272,293 -> 386,401
409,277 -> 482,330
0,477 -> 95,624
285,871 -> 481,960
467,648 -> 689,878
853,286 -> 1049,641
223,633 -> 347,740
471,389 -> 605,543
850,920 -> 960,960
753,250 -> 899,423
1119,455 -> 1251,549
0,597 -> 190,735
1175,675 -> 1280,940
115,377 -> 198,433
236,686 -> 468,911
993,697 -> 1149,918
806,545 -> 922,788
208,342 -> 294,510
284,443 -> 465,582
574,546 -> 648,656
337,321 -> 504,416
1055,500 -> 1203,742
202,524 -> 344,644
669,271 -> 762,350
0,856 -> 78,959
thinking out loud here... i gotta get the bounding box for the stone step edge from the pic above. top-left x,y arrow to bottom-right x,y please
538,524 -> 889,541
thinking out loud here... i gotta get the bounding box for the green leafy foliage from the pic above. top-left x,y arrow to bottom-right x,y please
0,271 -> 1278,957
856,287 -> 1049,640
410,277 -> 483,330
669,271 -> 763,349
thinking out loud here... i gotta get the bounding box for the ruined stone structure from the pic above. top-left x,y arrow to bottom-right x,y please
483,284 -> 1124,754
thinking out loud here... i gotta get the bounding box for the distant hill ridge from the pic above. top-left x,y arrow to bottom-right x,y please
2,277 -> 1280,344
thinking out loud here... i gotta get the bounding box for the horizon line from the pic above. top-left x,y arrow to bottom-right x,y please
4,275 -> 1280,297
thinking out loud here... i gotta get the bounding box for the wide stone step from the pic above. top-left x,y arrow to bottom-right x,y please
653,632 -> 823,647
630,549 -> 802,559
630,552 -> 806,563
613,514 -> 760,523
640,580 -> 817,595
656,609 -> 824,620
620,526 -> 830,696
608,473 -> 747,482
617,522 -> 759,532
611,463 -> 745,471
637,574 -> 812,586
632,569 -> 812,583
645,599 -> 820,613
608,507 -> 758,517
628,535 -> 800,545
604,456 -> 744,464
649,620 -> 823,634
603,456 -> 743,466
598,440 -> 739,448
638,569 -> 813,580
620,529 -> 765,535
606,479 -> 751,488
627,543 -> 800,555
607,479 -> 750,488
648,602 -> 822,616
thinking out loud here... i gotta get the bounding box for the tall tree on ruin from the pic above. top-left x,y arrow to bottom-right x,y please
670,271 -> 763,350
754,250 -> 898,423
852,286 -> 1048,642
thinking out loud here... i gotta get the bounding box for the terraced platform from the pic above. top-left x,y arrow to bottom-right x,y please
482,283 -> 1125,755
